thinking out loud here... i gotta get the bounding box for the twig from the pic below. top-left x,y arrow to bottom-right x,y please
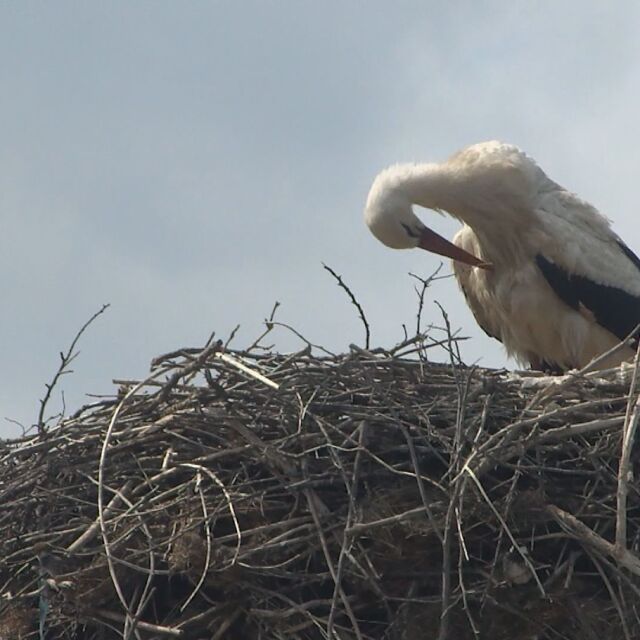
151,341 -> 222,408
37,303 -> 110,434
322,263 -> 370,349
400,424 -> 443,544
98,368 -> 168,629
215,352 -> 279,389
93,609 -> 183,637
245,301 -> 280,352
437,479 -> 460,640
589,553 -> 632,640
434,300 -> 463,366
465,466 -> 545,596
66,479 -> 134,553
269,320 -> 337,357
408,264 -> 447,335
348,504 -> 440,538
178,469 -> 212,612
305,487 -> 363,640
616,341 -> 640,551
327,421 -> 367,637
548,504 -> 640,576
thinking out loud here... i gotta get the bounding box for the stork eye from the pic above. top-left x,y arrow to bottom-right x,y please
401,223 -> 419,238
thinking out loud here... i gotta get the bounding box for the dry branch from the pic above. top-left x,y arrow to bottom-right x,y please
37,303 -> 110,434
322,263 -> 370,349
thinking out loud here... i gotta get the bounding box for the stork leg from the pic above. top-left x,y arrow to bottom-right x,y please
529,358 -> 565,375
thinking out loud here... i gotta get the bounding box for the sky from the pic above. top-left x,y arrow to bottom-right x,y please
2,2 -> 640,437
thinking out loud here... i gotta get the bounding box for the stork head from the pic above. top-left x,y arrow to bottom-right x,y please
364,176 -> 421,250
364,164 -> 491,269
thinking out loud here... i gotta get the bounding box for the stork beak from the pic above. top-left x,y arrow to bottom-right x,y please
418,227 -> 493,270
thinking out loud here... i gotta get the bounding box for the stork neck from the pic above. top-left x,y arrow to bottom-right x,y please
384,161 -> 535,265
396,163 -> 453,213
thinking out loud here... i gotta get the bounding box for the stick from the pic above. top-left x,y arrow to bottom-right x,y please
548,504 -> 640,576
322,263 -> 370,349
37,303 -> 110,434
616,341 -> 640,550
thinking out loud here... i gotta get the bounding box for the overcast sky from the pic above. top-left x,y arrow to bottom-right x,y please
2,2 -> 640,437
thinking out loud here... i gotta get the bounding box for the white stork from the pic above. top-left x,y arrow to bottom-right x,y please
364,141 -> 640,372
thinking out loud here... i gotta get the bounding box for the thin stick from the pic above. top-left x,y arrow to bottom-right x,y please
616,341 -> 640,550
409,264 -> 447,335
37,303 -> 110,434
465,466 -> 545,597
305,488 -> 363,640
322,263 -> 370,349
178,470 -> 212,613
93,609 -> 183,637
66,479 -> 133,553
215,352 -> 279,389
437,480 -> 459,640
548,504 -> 640,575
98,368 -> 168,628
327,421 -> 367,637
589,553 -> 632,640
152,341 -> 222,407
400,423 -> 443,544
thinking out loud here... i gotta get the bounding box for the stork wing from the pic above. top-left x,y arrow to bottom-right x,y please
457,275 -> 502,342
452,226 -> 502,343
536,243 -> 640,343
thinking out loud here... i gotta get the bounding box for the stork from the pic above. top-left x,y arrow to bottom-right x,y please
364,141 -> 640,372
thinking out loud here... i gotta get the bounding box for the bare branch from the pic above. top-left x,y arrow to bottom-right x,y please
322,263 -> 370,349
37,303 -> 110,435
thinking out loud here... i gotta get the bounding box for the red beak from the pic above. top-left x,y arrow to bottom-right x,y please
418,227 -> 492,270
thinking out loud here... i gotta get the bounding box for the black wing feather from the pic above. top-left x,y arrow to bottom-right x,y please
617,240 -> 640,272
536,254 -> 640,342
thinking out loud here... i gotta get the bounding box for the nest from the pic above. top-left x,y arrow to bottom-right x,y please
2,329 -> 640,639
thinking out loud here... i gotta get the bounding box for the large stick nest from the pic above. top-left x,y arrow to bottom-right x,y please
2,329 -> 640,639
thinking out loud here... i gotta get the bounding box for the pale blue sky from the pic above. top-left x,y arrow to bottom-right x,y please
3,2 -> 640,436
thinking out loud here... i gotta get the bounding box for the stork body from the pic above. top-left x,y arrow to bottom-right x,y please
364,142 -> 640,371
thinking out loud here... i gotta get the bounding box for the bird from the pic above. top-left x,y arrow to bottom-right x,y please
364,141 -> 640,372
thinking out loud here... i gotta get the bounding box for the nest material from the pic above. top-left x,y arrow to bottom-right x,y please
1,335 -> 640,639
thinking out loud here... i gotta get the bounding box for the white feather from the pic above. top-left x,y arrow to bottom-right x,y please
452,225 -> 633,370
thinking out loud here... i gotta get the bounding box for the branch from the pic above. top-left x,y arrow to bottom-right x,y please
548,504 -> 640,576
616,342 -> 640,550
408,264 -> 448,335
37,303 -> 110,435
322,263 -> 370,349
